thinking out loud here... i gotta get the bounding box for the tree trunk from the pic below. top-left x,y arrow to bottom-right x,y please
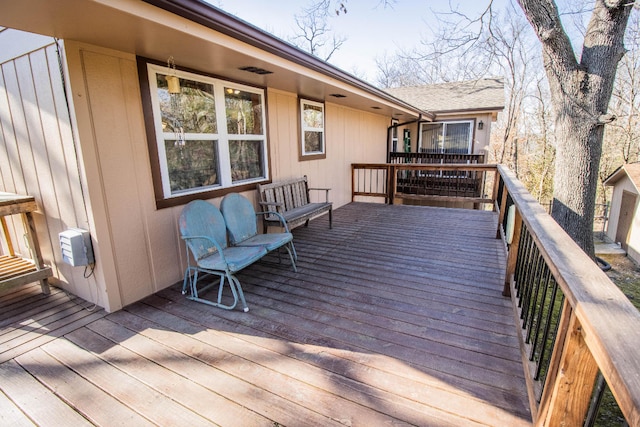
517,0 -> 634,257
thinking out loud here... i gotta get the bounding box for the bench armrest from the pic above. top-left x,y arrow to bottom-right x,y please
255,211 -> 291,233
308,187 -> 331,203
258,200 -> 284,213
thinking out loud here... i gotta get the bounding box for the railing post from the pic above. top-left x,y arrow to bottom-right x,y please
536,308 -> 599,427
387,164 -> 396,205
351,164 -> 355,202
496,184 -> 508,239
503,207 -> 522,297
492,170 -> 501,212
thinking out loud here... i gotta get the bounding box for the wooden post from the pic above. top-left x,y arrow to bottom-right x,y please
351,164 -> 355,202
503,207 -> 522,297
536,309 -> 599,426
0,217 -> 15,256
496,186 -> 508,239
388,164 -> 397,205
492,170 -> 501,212
23,211 -> 50,295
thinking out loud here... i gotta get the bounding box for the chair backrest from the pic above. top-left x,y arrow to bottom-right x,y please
220,193 -> 257,245
179,200 -> 228,260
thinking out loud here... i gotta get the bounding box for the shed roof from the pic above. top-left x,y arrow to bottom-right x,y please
384,78 -> 505,114
604,163 -> 640,193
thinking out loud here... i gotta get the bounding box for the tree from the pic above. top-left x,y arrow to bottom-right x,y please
517,0 -> 636,257
290,1 -> 346,61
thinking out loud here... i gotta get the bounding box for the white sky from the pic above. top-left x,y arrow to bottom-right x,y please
212,0 -> 506,83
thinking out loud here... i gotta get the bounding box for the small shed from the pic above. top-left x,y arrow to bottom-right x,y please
603,163 -> 640,263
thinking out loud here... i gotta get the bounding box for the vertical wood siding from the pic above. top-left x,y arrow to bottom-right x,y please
267,89 -> 389,208
0,39 -> 99,304
2,38 -> 394,311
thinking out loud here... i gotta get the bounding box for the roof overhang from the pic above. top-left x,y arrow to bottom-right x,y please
0,0 -> 432,121
430,106 -> 503,121
603,164 -> 640,195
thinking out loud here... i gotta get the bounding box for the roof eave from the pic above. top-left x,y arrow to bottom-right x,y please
142,0 -> 434,120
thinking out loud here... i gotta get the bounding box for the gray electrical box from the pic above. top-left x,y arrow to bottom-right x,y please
59,228 -> 94,267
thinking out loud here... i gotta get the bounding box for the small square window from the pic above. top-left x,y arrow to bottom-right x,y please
299,99 -> 326,160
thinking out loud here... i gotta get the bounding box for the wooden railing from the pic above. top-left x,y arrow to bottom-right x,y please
352,163 -> 496,205
389,151 -> 485,165
352,163 -> 640,426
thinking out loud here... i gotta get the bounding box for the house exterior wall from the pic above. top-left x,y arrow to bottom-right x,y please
0,36 -> 101,304
606,176 -> 640,263
59,41 -> 390,311
395,112 -> 494,158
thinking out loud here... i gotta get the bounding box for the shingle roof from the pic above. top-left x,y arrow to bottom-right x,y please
384,78 -> 505,114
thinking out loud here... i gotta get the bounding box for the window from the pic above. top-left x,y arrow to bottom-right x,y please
142,60 -> 268,207
419,121 -> 473,154
299,99 -> 326,160
391,119 -> 399,152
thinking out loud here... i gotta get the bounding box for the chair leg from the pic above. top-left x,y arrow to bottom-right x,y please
185,270 -> 249,312
227,273 -> 249,312
182,267 -> 191,295
284,243 -> 297,273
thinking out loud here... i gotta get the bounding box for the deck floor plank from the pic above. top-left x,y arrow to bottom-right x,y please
0,202 -> 532,426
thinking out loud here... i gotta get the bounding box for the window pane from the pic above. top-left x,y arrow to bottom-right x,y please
157,74 -> 217,134
229,140 -> 264,182
443,122 -> 471,153
304,131 -> 324,153
303,104 -> 324,128
421,124 -> 443,152
225,88 -> 263,135
165,139 -> 219,193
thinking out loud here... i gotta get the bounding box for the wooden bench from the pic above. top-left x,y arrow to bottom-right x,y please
257,176 -> 332,233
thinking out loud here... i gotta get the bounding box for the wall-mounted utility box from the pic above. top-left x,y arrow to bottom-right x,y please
59,228 -> 94,267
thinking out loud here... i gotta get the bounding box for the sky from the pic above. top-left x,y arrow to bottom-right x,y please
211,0 -> 507,83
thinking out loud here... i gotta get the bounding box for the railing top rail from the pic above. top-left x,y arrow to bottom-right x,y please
498,165 -> 640,425
352,163 -> 498,172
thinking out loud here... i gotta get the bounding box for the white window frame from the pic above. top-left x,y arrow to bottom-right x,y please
418,120 -> 473,154
299,98 -> 326,160
147,63 -> 269,199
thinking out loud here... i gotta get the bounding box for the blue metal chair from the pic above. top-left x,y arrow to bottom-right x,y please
221,193 -> 297,272
179,200 -> 267,312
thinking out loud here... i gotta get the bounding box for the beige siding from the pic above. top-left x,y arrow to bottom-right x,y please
0,41 -> 99,303
57,44 -> 391,311
267,89 -> 389,207
65,42 -> 189,311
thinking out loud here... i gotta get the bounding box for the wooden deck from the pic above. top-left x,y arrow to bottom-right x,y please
0,202 -> 531,426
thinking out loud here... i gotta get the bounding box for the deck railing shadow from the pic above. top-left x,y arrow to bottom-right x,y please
352,162 -> 640,426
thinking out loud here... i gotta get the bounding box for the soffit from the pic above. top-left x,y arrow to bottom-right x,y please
0,0 -> 427,121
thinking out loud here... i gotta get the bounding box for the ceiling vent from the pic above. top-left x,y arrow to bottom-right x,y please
239,66 -> 273,75
330,93 -> 346,98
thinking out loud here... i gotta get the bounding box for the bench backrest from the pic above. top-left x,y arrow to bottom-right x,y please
258,176 -> 310,212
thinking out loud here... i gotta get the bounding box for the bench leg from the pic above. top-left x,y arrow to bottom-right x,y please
329,208 -> 333,229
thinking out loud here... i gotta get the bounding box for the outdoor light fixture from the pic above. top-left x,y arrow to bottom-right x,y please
478,120 -> 484,130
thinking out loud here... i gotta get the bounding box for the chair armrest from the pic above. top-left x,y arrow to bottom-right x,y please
181,235 -> 227,263
255,211 -> 291,233
308,188 -> 331,203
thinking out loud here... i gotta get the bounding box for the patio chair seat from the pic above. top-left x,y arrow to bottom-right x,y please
235,232 -> 293,252
197,245 -> 267,272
